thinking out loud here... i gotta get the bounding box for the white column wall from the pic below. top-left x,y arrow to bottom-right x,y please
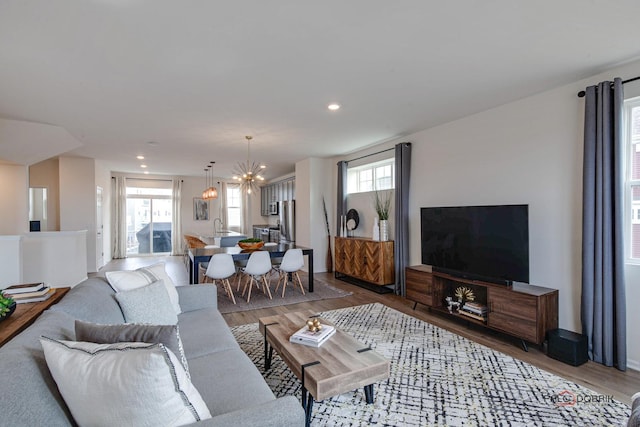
0,164 -> 28,234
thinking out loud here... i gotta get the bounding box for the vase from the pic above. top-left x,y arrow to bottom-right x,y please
372,217 -> 380,241
379,219 -> 389,241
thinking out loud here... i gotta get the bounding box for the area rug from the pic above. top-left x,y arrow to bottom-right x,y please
216,272 -> 351,314
231,303 -> 630,426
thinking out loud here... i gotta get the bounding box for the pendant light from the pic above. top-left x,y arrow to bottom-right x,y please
202,161 -> 218,200
232,136 -> 266,195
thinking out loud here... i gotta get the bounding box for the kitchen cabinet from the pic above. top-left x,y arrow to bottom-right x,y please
260,177 -> 295,216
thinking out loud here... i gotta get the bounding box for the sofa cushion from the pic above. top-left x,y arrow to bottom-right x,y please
178,307 -> 239,359
40,337 -> 212,427
115,280 -> 178,325
106,262 -> 181,315
48,277 -> 125,324
187,348 -> 275,417
75,320 -> 189,376
0,310 -> 77,426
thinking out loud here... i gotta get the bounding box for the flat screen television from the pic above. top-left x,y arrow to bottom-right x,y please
420,204 -> 529,285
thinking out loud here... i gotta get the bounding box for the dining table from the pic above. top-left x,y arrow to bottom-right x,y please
188,243 -> 315,292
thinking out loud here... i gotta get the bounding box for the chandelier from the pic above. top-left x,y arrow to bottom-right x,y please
202,161 -> 218,200
232,135 -> 265,194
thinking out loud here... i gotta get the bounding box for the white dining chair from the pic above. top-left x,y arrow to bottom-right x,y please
241,251 -> 273,302
274,249 -> 305,297
204,253 -> 236,304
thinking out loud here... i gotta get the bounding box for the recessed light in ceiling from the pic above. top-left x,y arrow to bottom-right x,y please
140,164 -> 147,168
143,171 -> 149,175
136,155 -> 145,160
327,103 -> 341,111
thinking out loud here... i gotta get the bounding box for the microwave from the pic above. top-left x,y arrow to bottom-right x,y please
268,202 -> 279,215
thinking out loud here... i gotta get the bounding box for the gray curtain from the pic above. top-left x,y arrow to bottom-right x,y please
111,176 -> 127,259
394,143 -> 411,296
581,78 -> 626,370
336,161 -> 348,236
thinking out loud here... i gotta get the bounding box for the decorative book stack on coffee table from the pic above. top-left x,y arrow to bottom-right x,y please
259,310 -> 389,427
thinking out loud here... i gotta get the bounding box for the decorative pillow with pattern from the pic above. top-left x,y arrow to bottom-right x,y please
40,337 -> 211,427
74,320 -> 190,377
105,262 -> 181,315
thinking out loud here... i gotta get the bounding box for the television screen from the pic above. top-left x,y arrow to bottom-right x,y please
420,205 -> 529,284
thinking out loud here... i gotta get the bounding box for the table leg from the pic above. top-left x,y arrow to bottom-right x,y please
364,384 -> 374,404
189,258 -> 195,285
304,389 -> 314,427
263,323 -> 277,371
308,250 -> 314,292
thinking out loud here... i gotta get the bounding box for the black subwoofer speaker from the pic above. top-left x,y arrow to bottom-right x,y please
547,328 -> 588,366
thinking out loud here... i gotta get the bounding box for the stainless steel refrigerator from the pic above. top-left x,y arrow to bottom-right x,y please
278,200 -> 295,243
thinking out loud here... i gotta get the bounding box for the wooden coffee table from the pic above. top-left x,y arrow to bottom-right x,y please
259,310 -> 390,427
0,287 -> 69,347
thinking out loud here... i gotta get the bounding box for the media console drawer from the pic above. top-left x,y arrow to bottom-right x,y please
404,265 -> 558,347
405,267 -> 433,306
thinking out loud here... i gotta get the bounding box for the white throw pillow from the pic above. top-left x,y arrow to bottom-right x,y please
114,280 -> 178,325
105,262 -> 181,315
40,337 -> 211,427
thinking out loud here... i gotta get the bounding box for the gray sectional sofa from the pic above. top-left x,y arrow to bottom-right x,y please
0,277 -> 305,426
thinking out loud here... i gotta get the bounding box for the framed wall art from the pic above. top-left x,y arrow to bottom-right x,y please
194,198 -> 209,221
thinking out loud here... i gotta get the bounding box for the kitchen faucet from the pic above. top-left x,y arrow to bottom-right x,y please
213,218 -> 223,235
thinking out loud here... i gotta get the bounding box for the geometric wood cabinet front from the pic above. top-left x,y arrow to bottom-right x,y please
334,237 -> 395,286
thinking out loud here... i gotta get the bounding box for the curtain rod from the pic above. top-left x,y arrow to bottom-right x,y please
577,76 -> 640,97
345,147 -> 395,164
111,177 -> 179,182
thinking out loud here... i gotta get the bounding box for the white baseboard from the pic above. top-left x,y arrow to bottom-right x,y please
627,358 -> 640,372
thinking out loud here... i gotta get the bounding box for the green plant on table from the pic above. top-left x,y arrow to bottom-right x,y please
0,292 -> 15,317
239,238 -> 263,243
373,190 -> 392,220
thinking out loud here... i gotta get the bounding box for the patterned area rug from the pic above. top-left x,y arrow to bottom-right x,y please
231,303 -> 630,426
216,272 -> 351,314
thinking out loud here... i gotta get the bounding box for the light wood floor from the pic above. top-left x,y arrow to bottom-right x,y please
100,255 -> 640,406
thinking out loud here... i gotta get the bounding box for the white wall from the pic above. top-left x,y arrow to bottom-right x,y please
296,157 -> 332,272
180,176 -> 224,237
59,156 -> 96,272
330,59 -> 640,371
0,163 -> 28,234
21,231 -> 88,287
0,236 -> 22,287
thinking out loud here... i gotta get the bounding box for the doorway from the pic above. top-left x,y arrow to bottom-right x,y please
126,185 -> 172,256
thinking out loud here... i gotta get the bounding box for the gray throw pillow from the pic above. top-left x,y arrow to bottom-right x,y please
75,320 -> 189,376
114,280 -> 178,325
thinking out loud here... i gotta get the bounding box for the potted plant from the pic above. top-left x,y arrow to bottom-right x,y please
0,292 -> 16,322
373,191 -> 392,241
237,238 -> 265,251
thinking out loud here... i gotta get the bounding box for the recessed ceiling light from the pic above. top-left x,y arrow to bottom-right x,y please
143,171 -> 149,175
136,155 -> 145,160
140,164 -> 147,168
328,103 -> 341,111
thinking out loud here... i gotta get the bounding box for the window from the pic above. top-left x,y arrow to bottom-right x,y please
624,98 -> 640,261
227,184 -> 241,230
347,158 -> 395,194
125,182 -> 172,256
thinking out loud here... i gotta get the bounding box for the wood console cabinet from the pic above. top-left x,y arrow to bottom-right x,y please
334,237 -> 394,286
405,265 -> 558,347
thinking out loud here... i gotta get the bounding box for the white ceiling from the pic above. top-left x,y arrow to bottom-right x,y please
1,1 -> 640,179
